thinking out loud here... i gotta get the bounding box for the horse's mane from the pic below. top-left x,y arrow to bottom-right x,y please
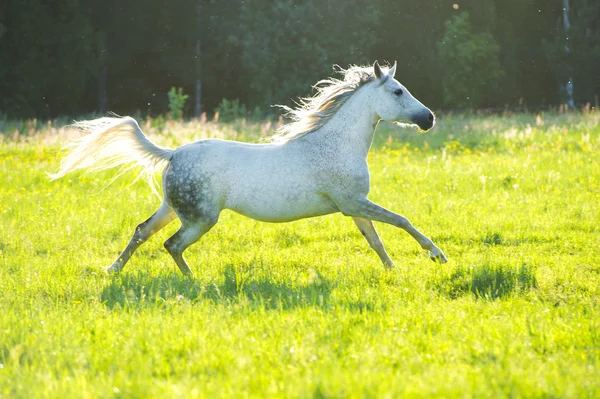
271,64 -> 380,143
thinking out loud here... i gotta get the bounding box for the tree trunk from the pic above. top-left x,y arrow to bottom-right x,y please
97,32 -> 108,114
563,0 -> 575,109
195,0 -> 202,117
98,61 -> 108,114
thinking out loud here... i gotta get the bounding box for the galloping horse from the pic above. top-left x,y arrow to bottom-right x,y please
52,61 -> 447,275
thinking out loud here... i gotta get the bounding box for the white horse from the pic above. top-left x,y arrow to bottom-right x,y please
52,61 -> 447,275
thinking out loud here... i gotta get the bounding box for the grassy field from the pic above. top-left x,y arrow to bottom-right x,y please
1,112 -> 599,398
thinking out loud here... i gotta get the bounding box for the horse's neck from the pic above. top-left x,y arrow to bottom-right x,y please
309,89 -> 379,159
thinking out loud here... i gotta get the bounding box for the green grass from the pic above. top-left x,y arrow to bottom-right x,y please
1,112 -> 599,398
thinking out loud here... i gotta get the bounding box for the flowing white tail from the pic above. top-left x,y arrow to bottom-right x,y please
50,117 -> 172,194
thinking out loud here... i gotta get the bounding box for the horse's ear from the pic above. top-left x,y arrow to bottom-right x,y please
389,61 -> 397,78
373,60 -> 383,79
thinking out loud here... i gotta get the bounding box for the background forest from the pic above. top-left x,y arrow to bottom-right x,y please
1,0 -> 599,118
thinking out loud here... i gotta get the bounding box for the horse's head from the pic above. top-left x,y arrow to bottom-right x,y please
369,60 -> 434,131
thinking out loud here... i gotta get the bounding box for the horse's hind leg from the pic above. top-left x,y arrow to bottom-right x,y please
353,217 -> 395,269
164,215 -> 218,276
107,202 -> 176,274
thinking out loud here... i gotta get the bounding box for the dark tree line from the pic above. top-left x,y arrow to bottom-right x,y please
1,0 -> 599,118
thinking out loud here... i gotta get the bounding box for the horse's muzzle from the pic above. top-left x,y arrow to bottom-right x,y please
413,111 -> 435,131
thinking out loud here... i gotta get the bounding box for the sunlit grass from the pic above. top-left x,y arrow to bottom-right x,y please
0,112 -> 599,398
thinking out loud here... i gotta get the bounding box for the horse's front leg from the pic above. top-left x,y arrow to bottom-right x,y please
340,198 -> 447,263
352,217 -> 395,268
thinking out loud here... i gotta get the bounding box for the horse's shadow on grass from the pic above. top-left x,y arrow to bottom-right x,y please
432,262 -> 537,300
100,265 -> 333,310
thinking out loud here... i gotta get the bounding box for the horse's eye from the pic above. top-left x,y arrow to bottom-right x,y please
394,89 -> 403,96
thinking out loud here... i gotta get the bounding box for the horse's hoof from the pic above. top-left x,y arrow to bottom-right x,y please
429,249 -> 448,263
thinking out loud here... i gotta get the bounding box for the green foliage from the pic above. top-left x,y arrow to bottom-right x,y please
167,87 -> 189,120
231,0 -> 379,107
215,98 -> 247,122
0,2 -> 592,116
1,113 -> 600,396
438,12 -> 504,108
251,106 -> 264,121
148,114 -> 166,133
0,0 -> 95,117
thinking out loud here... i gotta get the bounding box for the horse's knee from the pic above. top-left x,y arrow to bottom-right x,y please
394,216 -> 410,229
131,225 -> 146,244
133,215 -> 159,241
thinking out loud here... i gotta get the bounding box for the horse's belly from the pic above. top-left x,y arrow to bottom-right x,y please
227,190 -> 339,223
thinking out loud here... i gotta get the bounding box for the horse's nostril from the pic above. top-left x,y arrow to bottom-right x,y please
428,113 -> 434,122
